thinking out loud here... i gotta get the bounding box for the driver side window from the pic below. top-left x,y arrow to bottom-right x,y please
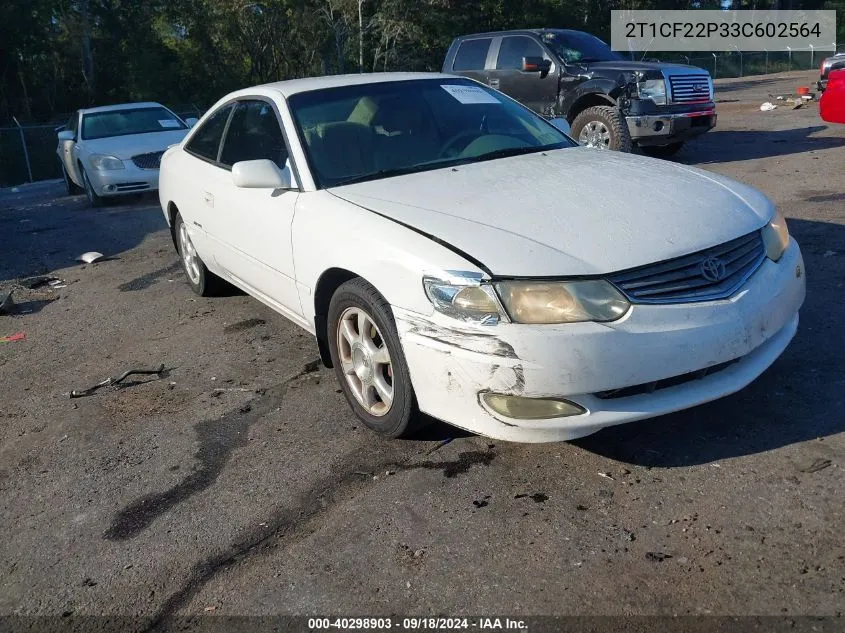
219,100 -> 290,170
496,36 -> 545,70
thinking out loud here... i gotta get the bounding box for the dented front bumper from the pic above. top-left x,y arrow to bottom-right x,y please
394,241 -> 805,442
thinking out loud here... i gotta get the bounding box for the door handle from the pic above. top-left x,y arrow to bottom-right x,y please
202,191 -> 214,207
489,79 -> 500,89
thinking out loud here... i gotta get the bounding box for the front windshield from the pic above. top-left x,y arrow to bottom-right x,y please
287,78 -> 576,188
81,107 -> 186,140
542,31 -> 625,64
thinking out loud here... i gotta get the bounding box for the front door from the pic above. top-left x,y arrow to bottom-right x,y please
208,99 -> 303,318
487,35 -> 558,115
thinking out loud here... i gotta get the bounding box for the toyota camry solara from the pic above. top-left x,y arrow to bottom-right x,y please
158,73 -> 805,442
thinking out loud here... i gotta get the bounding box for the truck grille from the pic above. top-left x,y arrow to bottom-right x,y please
608,231 -> 766,304
668,74 -> 712,103
131,151 -> 164,170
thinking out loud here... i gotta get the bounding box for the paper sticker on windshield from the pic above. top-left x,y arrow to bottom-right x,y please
158,119 -> 181,128
441,85 -> 500,105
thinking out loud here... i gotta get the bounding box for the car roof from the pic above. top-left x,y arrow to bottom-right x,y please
452,28 -> 574,40
79,102 -> 167,115
244,72 -> 459,99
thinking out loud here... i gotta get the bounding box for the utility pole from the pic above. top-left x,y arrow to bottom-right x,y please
358,0 -> 364,74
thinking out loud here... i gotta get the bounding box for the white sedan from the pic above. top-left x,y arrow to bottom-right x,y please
158,73 -> 805,443
57,102 -> 195,207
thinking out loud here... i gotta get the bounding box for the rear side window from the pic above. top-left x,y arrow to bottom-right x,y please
453,38 -> 492,71
496,36 -> 544,70
185,105 -> 233,161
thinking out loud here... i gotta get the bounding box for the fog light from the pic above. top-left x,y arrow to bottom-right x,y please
104,184 -> 116,192
480,393 -> 586,420
653,121 -> 664,132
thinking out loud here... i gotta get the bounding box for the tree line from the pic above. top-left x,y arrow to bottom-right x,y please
1,0 -> 842,124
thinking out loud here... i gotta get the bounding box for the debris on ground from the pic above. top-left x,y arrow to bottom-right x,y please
425,437 -> 453,455
70,364 -> 166,398
0,291 -> 13,315
20,276 -> 61,290
77,251 -> 104,264
760,102 -> 777,111
621,528 -> 636,542
598,471 -> 615,481
797,458 -> 832,473
0,332 -> 26,343
645,552 -> 672,562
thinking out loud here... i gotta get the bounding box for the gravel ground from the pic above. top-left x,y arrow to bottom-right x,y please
0,70 -> 843,630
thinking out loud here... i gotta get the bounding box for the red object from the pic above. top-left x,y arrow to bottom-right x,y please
820,69 -> 845,124
0,332 -> 26,343
797,86 -> 810,96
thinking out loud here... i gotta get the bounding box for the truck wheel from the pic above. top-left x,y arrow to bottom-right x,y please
571,105 -> 632,152
640,142 -> 684,158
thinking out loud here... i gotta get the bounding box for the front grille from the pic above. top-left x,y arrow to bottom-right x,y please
608,231 -> 766,304
595,358 -> 739,400
131,151 -> 164,170
668,74 -> 712,103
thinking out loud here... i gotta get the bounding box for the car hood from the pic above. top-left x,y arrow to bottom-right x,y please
331,148 -> 774,277
81,130 -> 189,159
578,60 -> 703,74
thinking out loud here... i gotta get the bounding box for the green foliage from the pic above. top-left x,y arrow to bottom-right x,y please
1,0 -> 842,123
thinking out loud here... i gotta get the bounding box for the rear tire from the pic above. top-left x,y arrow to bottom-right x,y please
81,168 -> 105,207
571,105 -> 633,152
640,142 -> 684,158
174,212 -> 223,296
327,278 -> 417,438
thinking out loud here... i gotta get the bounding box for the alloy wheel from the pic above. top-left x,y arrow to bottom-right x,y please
578,121 -> 611,149
178,221 -> 201,285
336,306 -> 393,416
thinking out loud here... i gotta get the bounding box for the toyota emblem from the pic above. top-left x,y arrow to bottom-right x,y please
700,257 -> 727,282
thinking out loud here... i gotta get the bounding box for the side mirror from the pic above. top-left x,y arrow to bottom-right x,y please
232,159 -> 292,189
57,130 -> 75,142
185,117 -> 198,128
522,57 -> 552,74
549,117 -> 571,135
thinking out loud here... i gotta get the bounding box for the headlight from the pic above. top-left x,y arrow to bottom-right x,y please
762,210 -> 790,261
89,154 -> 124,170
423,273 -> 502,324
637,78 -> 667,105
495,280 -> 629,324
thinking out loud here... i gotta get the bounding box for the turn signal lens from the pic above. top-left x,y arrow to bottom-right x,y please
423,275 -> 502,324
481,393 -> 586,419
762,210 -> 790,261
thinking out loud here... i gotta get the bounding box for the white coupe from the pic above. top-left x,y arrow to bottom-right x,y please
158,73 -> 805,443
57,102 -> 195,207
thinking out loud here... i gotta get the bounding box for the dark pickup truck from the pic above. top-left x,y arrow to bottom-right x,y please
443,29 -> 716,156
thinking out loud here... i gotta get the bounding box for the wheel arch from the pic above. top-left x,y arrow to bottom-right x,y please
313,267 -> 369,368
566,92 -> 617,123
166,201 -> 180,249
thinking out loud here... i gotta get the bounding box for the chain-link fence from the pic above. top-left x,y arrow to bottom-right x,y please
0,106 -> 204,188
650,45 -> 840,78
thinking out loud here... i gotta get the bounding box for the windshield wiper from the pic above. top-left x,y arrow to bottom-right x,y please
455,145 -> 548,164
330,164 -> 436,187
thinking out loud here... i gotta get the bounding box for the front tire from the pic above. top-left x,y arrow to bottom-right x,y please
61,162 -> 83,196
81,168 -> 105,207
571,105 -> 633,152
640,142 -> 684,158
174,212 -> 222,296
328,278 -> 417,438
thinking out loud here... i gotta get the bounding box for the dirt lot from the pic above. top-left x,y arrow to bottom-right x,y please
1,70 -> 843,630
